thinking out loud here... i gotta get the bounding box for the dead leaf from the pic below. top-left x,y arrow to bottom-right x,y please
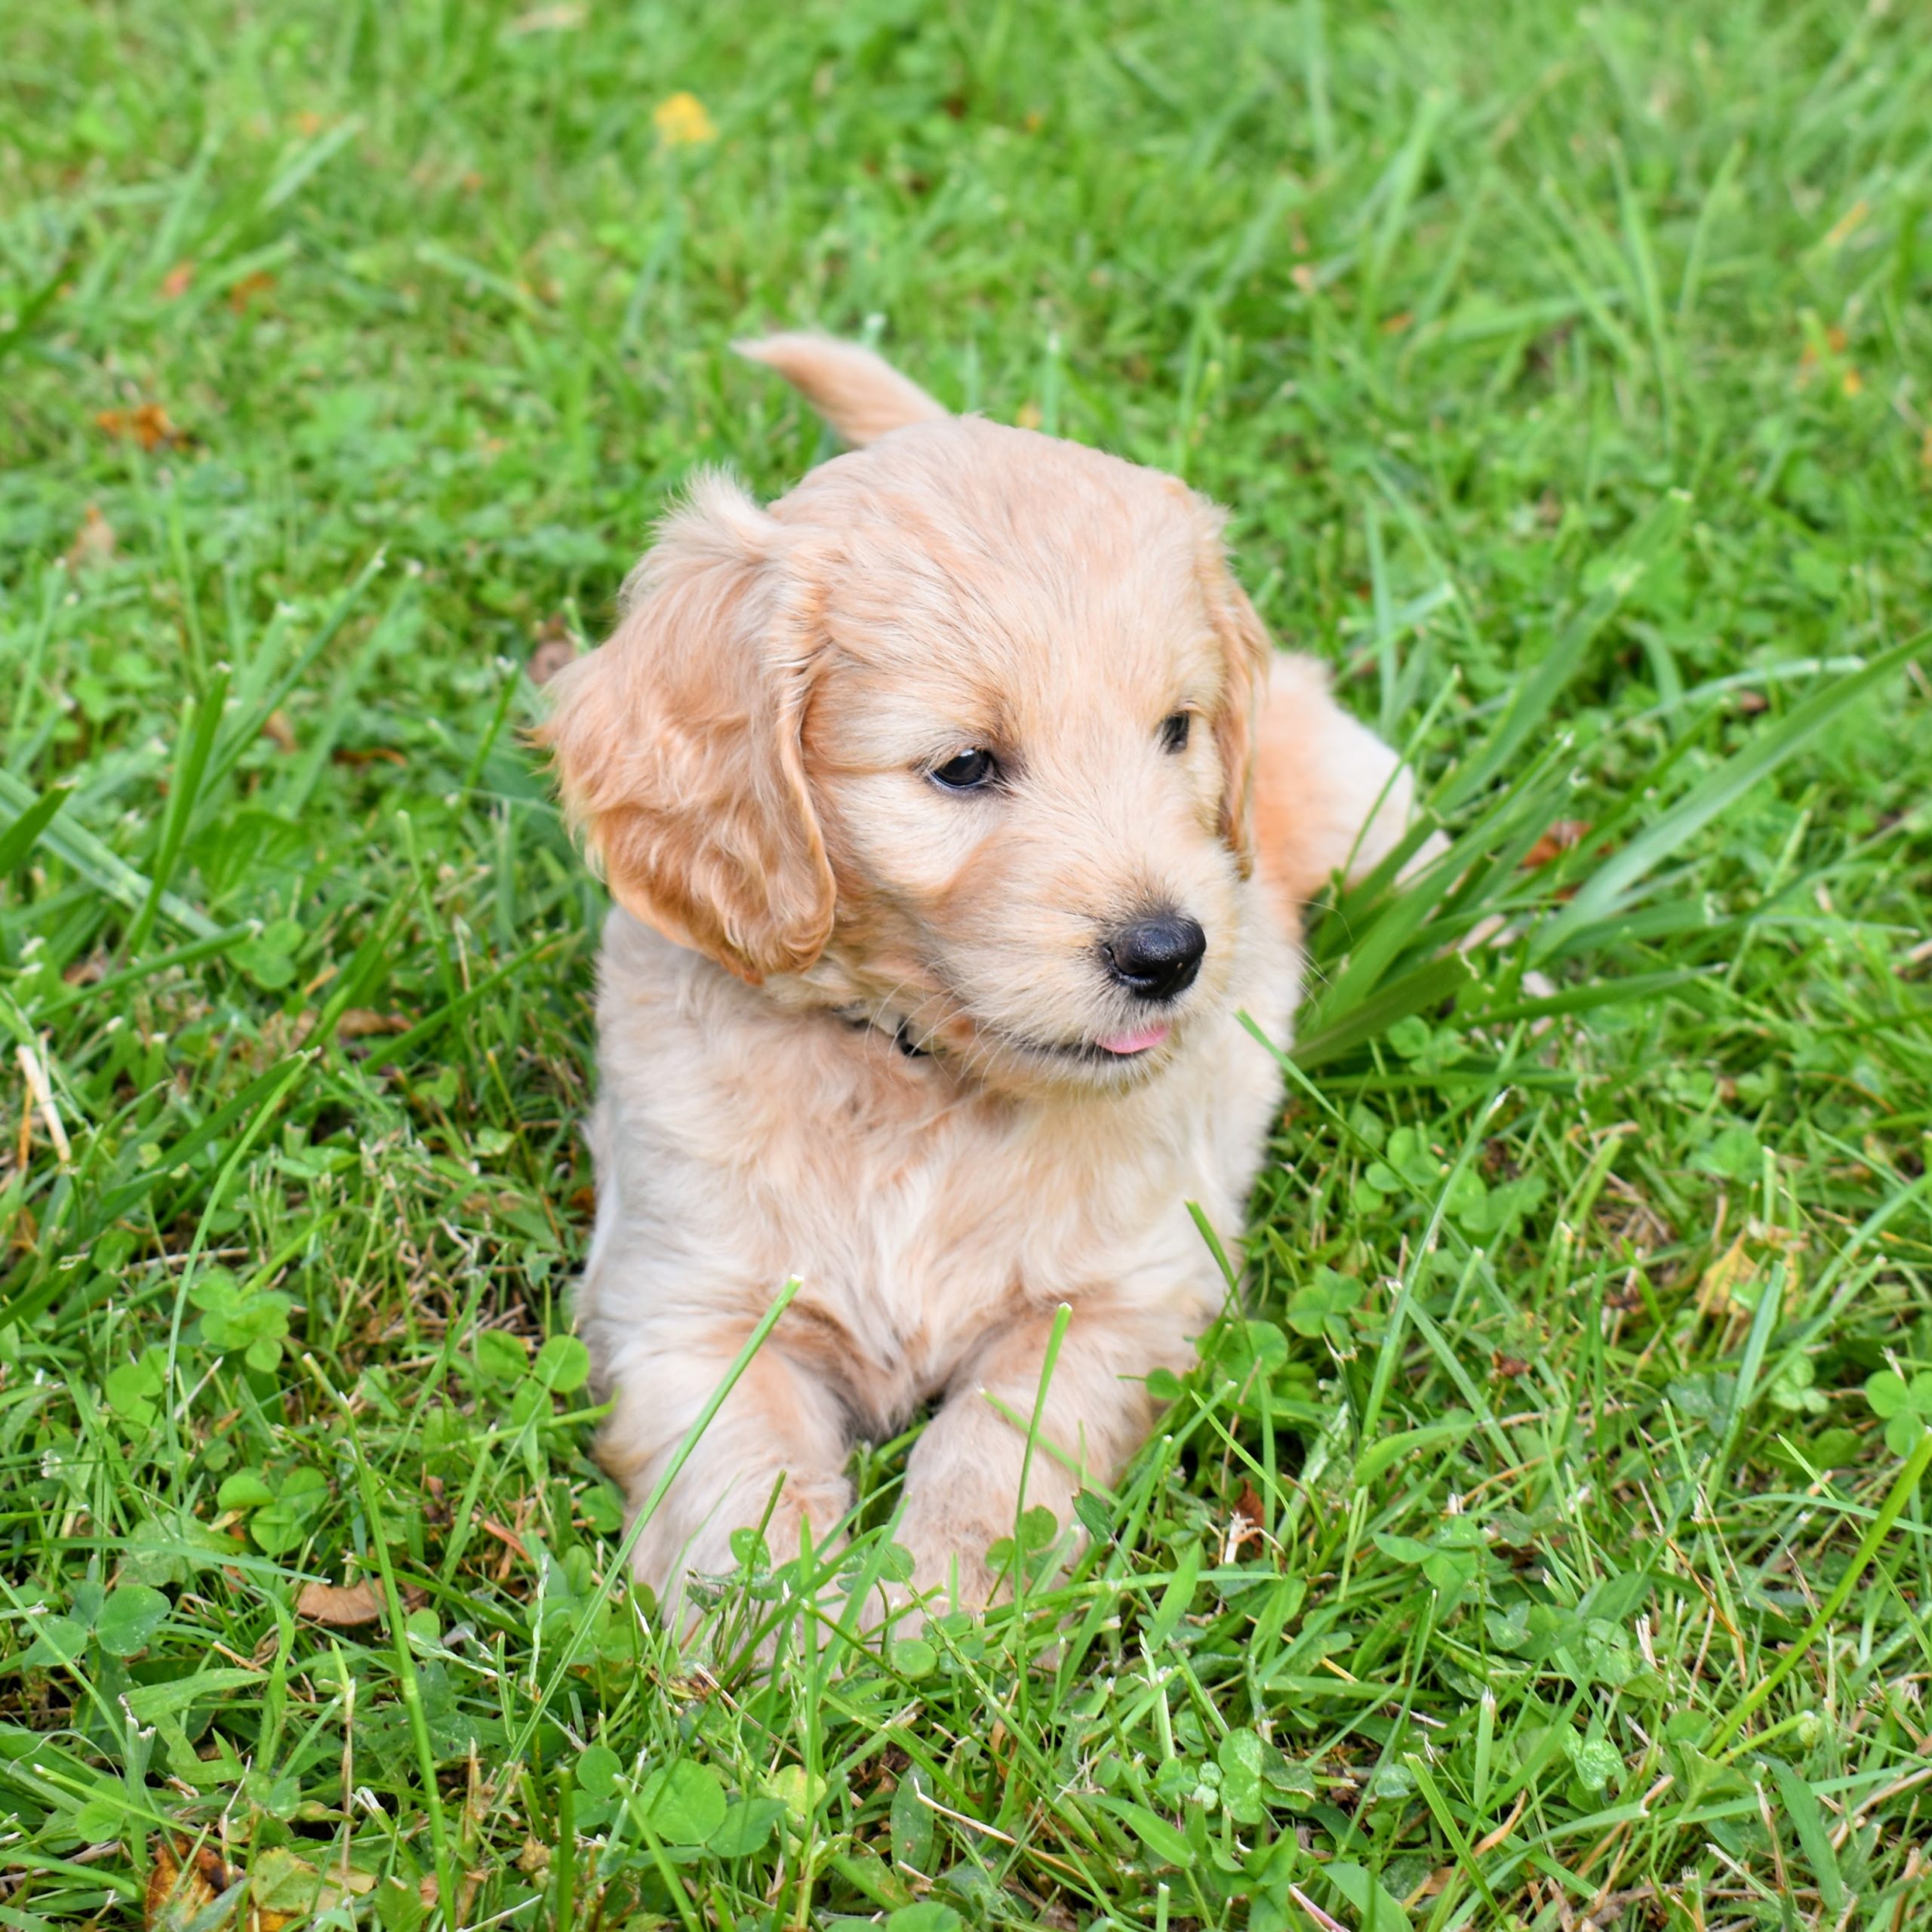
332,745 -> 407,767
251,1846 -> 377,1930
63,503 -> 117,573
1521,819 -> 1590,869
1735,690 -> 1768,715
1697,1234 -> 1758,1320
228,271 -> 276,314
480,1518 -> 531,1563
146,1837 -> 242,1932
1491,1352 -> 1531,1379
260,709 -> 296,752
160,261 -> 195,300
337,1008 -> 410,1040
1224,1481 -> 1266,1557
295,1579 -> 426,1626
1404,1867 -> 1455,1906
97,403 -> 182,451
295,1580 -> 384,1626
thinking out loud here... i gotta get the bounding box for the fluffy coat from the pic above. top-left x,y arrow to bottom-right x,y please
540,337 -> 1417,1617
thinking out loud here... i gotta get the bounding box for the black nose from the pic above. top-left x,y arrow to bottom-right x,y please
1102,914 -> 1206,1002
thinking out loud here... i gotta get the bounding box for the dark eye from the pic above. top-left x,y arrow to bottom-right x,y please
930,748 -> 999,792
1160,712 -> 1192,754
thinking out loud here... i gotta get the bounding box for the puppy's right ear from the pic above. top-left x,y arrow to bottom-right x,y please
536,474 -> 835,983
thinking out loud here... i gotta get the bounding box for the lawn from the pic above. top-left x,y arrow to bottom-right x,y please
3,1 -> 1931,1927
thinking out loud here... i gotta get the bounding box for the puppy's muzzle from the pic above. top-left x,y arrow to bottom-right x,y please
1101,913 -> 1206,1003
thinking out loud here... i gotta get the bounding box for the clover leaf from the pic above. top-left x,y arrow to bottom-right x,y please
1286,1267 -> 1363,1346
1866,1369 -> 1932,1455
189,1269 -> 292,1371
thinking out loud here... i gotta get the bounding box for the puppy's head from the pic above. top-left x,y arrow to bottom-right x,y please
542,406 -> 1269,1098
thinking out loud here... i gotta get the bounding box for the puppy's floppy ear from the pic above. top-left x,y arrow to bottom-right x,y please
537,473 -> 835,983
1189,500 -> 1272,878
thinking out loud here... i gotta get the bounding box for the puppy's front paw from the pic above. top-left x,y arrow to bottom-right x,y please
894,1499 -> 1073,1618
631,1471 -> 855,1629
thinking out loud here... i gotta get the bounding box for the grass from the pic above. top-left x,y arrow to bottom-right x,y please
2,0 -> 1931,1926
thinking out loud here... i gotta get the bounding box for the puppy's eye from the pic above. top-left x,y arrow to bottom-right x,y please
929,748 -> 999,792
1159,712 -> 1192,754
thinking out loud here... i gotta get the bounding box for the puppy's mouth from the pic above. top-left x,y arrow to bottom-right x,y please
1094,1022 -> 1172,1057
998,1018 -> 1176,1066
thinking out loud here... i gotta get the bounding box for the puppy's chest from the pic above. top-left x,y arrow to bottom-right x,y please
681,1042 -> 1241,1398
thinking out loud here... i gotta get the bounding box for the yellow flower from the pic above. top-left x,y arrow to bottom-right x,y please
653,92 -> 716,148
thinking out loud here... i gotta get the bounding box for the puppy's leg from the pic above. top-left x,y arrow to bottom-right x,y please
894,1300 -> 1190,1612
1251,654 -> 1430,909
598,1326 -> 853,1624
1255,653 -> 1554,996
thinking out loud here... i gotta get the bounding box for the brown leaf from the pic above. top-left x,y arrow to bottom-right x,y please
228,271 -> 276,314
1521,819 -> 1590,869
1225,1481 -> 1266,1555
97,402 -> 182,451
1735,690 -> 1769,715
1697,1234 -> 1758,1319
331,745 -> 407,767
145,1840 -> 185,1930
296,1579 -> 426,1626
480,1518 -> 531,1563
64,503 -> 117,573
260,709 -> 296,753
337,1008 -> 410,1040
296,1580 -> 385,1626
1491,1352 -> 1531,1380
146,1837 -> 241,1932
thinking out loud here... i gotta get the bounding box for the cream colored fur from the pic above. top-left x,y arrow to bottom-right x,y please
540,336 -> 1419,1624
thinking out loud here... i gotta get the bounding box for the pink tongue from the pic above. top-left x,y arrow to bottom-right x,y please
1097,1023 -> 1172,1056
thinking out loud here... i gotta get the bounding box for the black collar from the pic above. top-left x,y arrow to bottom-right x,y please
835,1008 -> 930,1059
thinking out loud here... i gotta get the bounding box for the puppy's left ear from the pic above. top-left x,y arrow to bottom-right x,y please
1191,504 -> 1272,878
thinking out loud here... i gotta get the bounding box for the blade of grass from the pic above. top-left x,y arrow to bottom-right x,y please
0,782 -> 72,877
1706,1428 -> 1932,1755
1533,632 -> 1927,959
0,771 -> 219,940
125,668 -> 229,955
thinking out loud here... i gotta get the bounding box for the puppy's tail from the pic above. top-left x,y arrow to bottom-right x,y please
734,332 -> 947,448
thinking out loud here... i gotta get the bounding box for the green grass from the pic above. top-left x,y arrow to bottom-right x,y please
3,0 -> 1931,1927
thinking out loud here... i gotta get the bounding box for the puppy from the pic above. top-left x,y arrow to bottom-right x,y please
540,336 -> 1418,1622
